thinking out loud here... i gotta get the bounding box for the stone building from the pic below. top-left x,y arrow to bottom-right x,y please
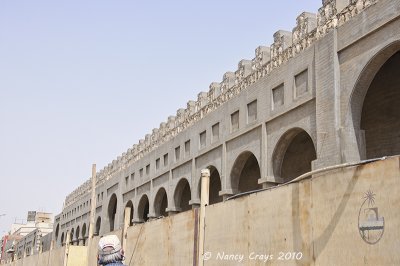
53,0 -> 400,248
1,212 -> 53,263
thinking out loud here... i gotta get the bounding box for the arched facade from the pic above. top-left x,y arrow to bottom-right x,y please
108,194 -> 118,232
272,128 -> 316,182
124,200 -> 134,226
173,178 -> 191,212
75,226 -> 80,245
95,217 -> 101,236
153,187 -> 168,217
81,223 -> 87,245
137,194 -> 150,222
350,43 -> 400,159
230,151 -> 261,193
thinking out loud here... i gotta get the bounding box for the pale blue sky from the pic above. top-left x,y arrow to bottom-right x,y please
0,0 -> 321,234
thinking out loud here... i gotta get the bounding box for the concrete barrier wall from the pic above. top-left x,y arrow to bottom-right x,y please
4,157 -> 399,265
124,210 -> 195,266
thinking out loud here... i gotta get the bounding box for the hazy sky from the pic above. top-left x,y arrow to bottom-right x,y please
0,0 -> 321,234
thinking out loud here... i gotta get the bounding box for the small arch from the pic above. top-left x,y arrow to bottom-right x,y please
272,128 -> 316,182
81,223 -> 87,246
60,232 -> 65,246
108,194 -> 118,231
95,217 -> 101,236
55,224 -> 60,241
198,166 -> 222,205
124,201 -> 134,226
174,178 -> 191,212
69,228 -> 74,245
138,194 -> 150,222
230,151 -> 261,193
75,226 -> 80,245
154,187 -> 168,217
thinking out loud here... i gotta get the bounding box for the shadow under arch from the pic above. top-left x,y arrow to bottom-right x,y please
349,41 -> 400,159
173,178 -> 191,212
123,200 -> 134,226
137,194 -> 150,222
153,187 -> 168,217
230,151 -> 261,193
272,127 -> 316,183
108,193 -> 118,232
198,165 -> 223,205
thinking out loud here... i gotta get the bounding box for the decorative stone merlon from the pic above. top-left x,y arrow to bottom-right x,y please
64,0 -> 379,208
236,59 -> 252,84
208,82 -> 221,101
271,30 -> 292,67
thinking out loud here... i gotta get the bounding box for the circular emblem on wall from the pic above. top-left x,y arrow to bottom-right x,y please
358,190 -> 384,244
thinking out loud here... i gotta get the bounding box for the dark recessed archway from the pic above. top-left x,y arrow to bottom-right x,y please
230,151 -> 262,193
360,51 -> 400,159
55,224 -> 60,241
174,178 -> 191,212
108,194 -> 118,231
60,232 -> 65,246
154,188 -> 168,217
81,223 -> 87,246
273,128 -> 316,182
95,217 -> 101,236
124,201 -> 134,226
75,226 -> 80,245
138,195 -> 150,222
198,166 -> 223,205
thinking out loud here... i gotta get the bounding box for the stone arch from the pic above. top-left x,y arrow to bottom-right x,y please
138,194 -> 150,222
95,217 -> 101,236
230,151 -> 262,193
124,200 -> 134,226
55,224 -> 59,241
272,128 -> 316,182
81,223 -> 87,246
108,194 -> 118,232
198,165 -> 222,205
153,187 -> 168,217
350,42 -> 400,159
174,178 -> 191,212
75,226 -> 80,245
60,232 -> 65,246
69,228 -> 74,244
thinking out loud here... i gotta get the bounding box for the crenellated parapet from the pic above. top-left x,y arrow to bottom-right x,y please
64,0 -> 379,208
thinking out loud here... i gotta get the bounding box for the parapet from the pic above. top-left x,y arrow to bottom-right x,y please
64,0 -> 378,208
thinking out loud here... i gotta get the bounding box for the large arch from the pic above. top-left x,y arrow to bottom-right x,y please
173,178 -> 191,212
138,194 -> 150,222
95,217 -> 101,236
350,41 -> 400,159
123,200 -> 134,226
272,128 -> 316,182
198,166 -> 223,205
230,151 -> 261,193
108,194 -> 118,232
153,187 -> 168,217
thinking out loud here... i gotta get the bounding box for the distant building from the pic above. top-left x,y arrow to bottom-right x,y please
1,211 -> 53,263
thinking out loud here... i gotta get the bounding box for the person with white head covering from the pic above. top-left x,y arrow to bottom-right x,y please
97,235 -> 126,266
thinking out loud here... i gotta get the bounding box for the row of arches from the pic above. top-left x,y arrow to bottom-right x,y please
56,40 -> 400,243
102,127 -> 317,230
